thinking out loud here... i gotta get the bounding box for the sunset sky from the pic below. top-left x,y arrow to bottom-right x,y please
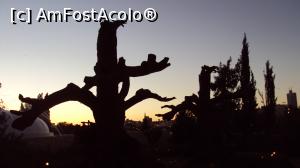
0,0 -> 299,124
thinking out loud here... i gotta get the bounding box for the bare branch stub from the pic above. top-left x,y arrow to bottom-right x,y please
82,76 -> 96,90
124,54 -> 170,77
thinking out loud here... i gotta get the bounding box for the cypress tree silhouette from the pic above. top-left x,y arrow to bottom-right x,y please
264,60 -> 276,129
10,21 -> 175,164
237,33 -> 257,131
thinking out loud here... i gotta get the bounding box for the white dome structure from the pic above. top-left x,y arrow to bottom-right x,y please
0,109 -> 53,139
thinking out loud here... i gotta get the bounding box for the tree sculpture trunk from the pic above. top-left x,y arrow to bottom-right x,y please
11,21 -> 174,164
94,21 -> 125,146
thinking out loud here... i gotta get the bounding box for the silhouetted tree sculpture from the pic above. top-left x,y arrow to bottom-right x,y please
264,60 -> 276,129
237,34 -> 257,131
156,65 -> 218,121
156,65 -> 225,153
157,62 -> 245,155
156,58 -> 242,121
156,35 -> 257,126
11,21 -> 174,164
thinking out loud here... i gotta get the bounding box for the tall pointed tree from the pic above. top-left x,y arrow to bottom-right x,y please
264,60 -> 276,128
237,33 -> 257,129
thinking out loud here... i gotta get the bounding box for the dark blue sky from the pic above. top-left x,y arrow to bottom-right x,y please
0,0 -> 299,123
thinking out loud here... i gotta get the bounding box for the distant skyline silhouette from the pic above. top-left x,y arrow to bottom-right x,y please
0,0 -> 299,123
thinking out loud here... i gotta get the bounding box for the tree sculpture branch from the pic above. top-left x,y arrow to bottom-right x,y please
124,89 -> 175,110
124,54 -> 170,77
12,83 -> 97,130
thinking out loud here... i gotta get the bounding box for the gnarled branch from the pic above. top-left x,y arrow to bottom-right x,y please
124,54 -> 170,77
12,83 -> 97,130
124,89 -> 175,110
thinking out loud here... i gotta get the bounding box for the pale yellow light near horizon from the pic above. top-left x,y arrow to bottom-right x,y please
50,99 -> 177,124
2,90 -> 295,125
50,102 -> 94,124
14,96 -> 291,125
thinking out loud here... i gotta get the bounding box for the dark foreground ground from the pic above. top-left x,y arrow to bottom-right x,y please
1,132 -> 299,168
